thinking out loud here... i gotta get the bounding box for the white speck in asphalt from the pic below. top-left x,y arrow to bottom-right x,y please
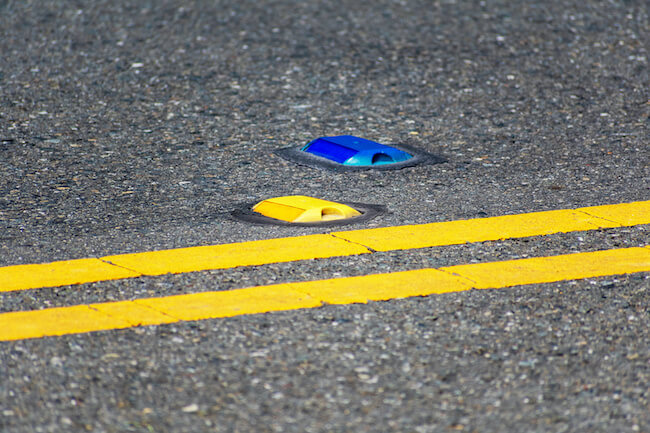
181,403 -> 199,413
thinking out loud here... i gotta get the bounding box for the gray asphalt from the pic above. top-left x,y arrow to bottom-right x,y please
1,0 -> 649,432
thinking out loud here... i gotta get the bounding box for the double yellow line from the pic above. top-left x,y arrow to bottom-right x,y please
1,200 -> 649,341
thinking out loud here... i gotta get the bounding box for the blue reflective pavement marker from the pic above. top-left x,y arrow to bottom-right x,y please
274,134 -> 446,172
301,135 -> 413,166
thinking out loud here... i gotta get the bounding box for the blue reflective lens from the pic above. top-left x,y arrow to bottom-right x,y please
302,135 -> 412,166
301,139 -> 357,164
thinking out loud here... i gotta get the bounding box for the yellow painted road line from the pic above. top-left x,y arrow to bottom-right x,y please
1,234 -> 370,293
0,259 -> 140,293
440,246 -> 650,288
1,246 -> 648,341
102,234 -> 370,277
1,200 -> 649,293
331,201 -> 650,251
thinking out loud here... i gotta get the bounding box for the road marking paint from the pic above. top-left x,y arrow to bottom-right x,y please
1,200 -> 648,293
331,201 -> 649,251
1,246 -> 648,341
136,285 -> 323,321
0,305 -> 134,339
1,234 -> 370,293
0,259 -> 140,293
102,234 -> 369,277
440,246 -> 650,288
92,302 -> 177,327
579,200 -> 650,226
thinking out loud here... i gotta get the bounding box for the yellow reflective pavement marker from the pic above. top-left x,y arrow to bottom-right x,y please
1,200 -> 649,293
252,195 -> 361,222
1,246 -> 648,341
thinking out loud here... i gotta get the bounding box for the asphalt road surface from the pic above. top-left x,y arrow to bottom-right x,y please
1,0 -> 649,432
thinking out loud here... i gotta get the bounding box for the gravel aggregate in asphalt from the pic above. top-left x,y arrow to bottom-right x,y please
1,0 -> 648,265
1,0 -> 648,431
